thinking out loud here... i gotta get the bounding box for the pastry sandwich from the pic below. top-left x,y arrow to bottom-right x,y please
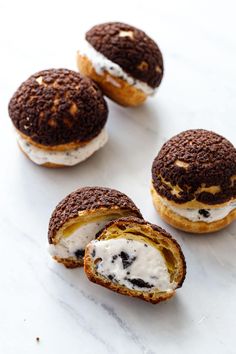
151,129 -> 236,233
8,69 -> 108,167
77,22 -> 164,106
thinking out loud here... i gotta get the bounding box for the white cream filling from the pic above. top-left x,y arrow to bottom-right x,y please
90,238 -> 176,292
79,40 -> 155,96
161,197 -> 236,223
49,219 -> 114,259
17,129 -> 108,166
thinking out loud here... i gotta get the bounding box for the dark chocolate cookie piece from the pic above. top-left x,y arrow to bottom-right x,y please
9,69 -> 108,146
152,129 -> 236,204
48,187 -> 142,242
86,22 -> 163,88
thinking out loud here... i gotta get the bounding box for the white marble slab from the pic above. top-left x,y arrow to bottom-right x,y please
0,1 -> 235,353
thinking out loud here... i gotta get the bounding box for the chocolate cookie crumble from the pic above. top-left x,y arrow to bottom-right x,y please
198,209 -> 210,218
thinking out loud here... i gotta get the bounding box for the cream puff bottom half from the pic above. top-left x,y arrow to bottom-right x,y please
88,237 -> 177,291
151,186 -> 236,233
17,129 -> 108,167
84,220 -> 186,303
49,209 -> 139,268
77,54 -> 148,107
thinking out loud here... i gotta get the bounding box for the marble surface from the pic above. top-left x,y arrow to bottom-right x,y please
0,1 -> 236,353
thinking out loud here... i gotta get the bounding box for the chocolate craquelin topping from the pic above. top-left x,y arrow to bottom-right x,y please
152,129 -> 236,204
95,216 -> 186,288
48,187 -> 142,243
86,22 -> 163,88
9,69 -> 108,146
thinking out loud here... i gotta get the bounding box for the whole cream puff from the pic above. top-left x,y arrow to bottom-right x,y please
77,22 -> 164,106
48,187 -> 142,268
151,129 -> 236,233
8,69 -> 108,167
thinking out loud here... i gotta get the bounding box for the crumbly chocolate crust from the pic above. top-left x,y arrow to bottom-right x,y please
95,216 -> 186,288
152,129 -> 236,204
8,69 -> 108,146
48,187 -> 142,242
86,22 -> 163,88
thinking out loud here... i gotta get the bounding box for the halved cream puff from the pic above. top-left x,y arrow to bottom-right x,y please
84,217 -> 186,303
151,129 -> 236,233
48,187 -> 142,268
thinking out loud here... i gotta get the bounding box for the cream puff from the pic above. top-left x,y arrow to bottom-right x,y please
84,217 -> 186,304
151,129 -> 236,233
48,187 -> 142,268
8,69 -> 108,167
77,22 -> 164,106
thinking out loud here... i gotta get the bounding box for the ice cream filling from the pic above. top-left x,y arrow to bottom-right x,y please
49,217 -> 117,260
17,129 -> 108,166
79,41 -> 155,96
161,197 -> 236,223
90,238 -> 176,292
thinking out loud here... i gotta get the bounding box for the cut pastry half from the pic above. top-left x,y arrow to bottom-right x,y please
84,217 -> 186,304
48,187 -> 142,268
